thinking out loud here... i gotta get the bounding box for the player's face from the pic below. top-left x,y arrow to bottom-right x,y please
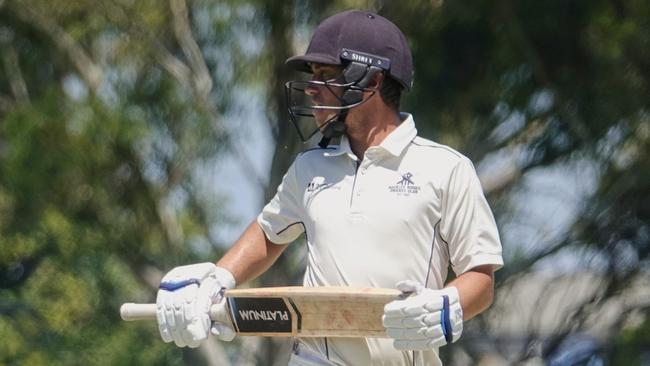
306,63 -> 344,126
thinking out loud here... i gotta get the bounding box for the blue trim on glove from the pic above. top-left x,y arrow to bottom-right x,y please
159,278 -> 200,291
441,295 -> 453,344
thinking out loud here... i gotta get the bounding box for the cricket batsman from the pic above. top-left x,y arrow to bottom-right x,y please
154,10 -> 503,365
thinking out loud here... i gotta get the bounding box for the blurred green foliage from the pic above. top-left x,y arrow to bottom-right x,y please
0,0 -> 649,365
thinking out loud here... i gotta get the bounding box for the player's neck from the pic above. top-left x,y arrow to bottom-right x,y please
346,104 -> 401,161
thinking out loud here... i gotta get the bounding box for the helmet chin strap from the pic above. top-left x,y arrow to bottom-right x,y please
317,63 -> 382,148
318,112 -> 348,148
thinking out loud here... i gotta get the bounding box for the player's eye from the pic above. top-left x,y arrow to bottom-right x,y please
311,73 -> 326,82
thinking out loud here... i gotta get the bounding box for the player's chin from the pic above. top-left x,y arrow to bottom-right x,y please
313,111 -> 335,127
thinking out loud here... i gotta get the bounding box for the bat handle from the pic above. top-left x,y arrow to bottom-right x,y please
120,301 -> 230,324
120,303 -> 156,321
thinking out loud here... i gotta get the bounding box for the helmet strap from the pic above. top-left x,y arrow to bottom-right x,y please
318,111 -> 347,148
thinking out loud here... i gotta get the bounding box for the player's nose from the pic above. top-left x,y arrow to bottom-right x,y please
304,84 -> 319,97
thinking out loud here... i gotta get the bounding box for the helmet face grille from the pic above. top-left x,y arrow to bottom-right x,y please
284,62 -> 381,144
285,79 -> 374,143
285,80 -> 348,142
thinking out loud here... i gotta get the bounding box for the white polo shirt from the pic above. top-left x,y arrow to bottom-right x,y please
258,113 -> 503,365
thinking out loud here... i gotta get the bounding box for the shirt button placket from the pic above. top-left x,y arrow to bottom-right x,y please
350,163 -> 364,213
356,162 -> 370,199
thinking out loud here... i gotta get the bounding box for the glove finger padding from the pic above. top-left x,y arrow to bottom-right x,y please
185,276 -> 218,345
174,285 -> 196,347
383,295 -> 445,318
156,290 -> 173,343
386,324 -> 444,340
383,311 -> 442,328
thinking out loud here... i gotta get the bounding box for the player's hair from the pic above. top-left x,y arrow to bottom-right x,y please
380,75 -> 403,111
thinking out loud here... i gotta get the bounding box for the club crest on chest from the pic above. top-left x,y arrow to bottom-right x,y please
389,172 -> 421,196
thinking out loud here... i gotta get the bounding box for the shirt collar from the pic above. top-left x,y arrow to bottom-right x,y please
380,113 -> 417,157
323,134 -> 354,158
324,113 -> 417,158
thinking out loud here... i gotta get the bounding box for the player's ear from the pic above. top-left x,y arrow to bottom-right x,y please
367,71 -> 384,90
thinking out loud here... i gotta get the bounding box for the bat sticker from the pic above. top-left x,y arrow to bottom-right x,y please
228,297 -> 298,333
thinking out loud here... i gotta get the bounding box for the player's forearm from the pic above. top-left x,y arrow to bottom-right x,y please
446,265 -> 495,321
217,220 -> 287,285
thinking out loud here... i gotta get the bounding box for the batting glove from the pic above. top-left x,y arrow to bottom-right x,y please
382,280 -> 463,350
156,263 -> 236,348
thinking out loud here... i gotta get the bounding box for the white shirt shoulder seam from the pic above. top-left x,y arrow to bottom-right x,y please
410,137 -> 464,160
295,147 -> 340,165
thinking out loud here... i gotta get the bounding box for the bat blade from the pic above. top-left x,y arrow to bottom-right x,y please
121,286 -> 402,338
221,287 -> 401,337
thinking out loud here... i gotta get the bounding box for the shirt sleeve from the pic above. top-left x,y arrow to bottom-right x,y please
440,157 -> 504,275
257,160 -> 305,244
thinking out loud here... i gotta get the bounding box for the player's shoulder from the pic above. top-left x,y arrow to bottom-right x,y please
409,136 -> 467,163
408,137 -> 477,179
296,145 -> 337,160
292,146 -> 339,170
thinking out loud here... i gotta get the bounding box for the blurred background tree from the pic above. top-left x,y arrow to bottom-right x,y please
0,0 -> 648,365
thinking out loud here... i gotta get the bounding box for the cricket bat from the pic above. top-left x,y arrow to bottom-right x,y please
120,286 -> 402,337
